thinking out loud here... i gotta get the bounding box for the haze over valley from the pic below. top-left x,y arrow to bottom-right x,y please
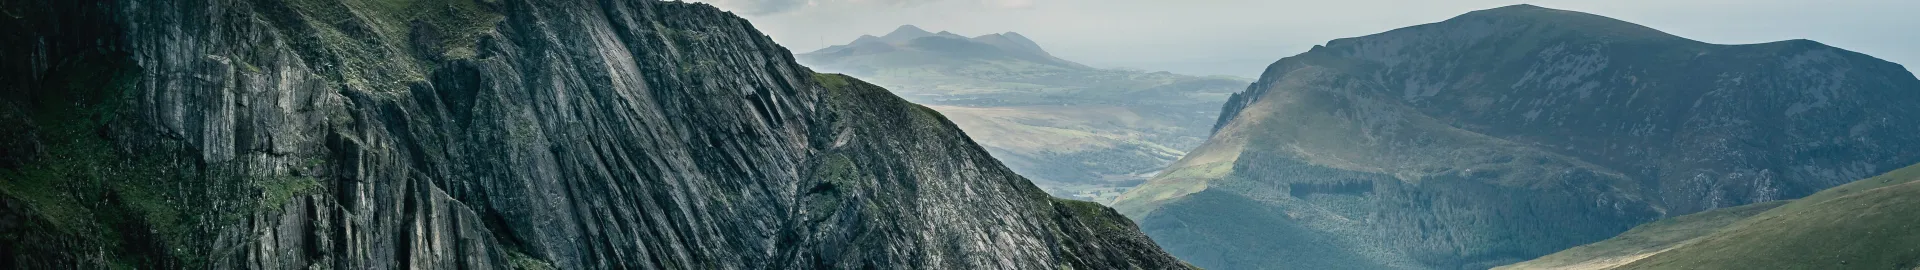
797,25 -> 1247,203
754,2 -> 1920,270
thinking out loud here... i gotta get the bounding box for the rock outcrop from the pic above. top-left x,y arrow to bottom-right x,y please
1114,4 -> 1920,270
0,0 -> 1186,269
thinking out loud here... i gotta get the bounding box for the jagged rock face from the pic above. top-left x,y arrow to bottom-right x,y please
0,0 -> 1186,269
1115,4 -> 1920,270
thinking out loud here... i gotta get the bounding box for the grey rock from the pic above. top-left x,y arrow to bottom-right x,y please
0,0 -> 1186,269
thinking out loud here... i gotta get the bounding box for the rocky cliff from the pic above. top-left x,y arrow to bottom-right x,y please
0,0 -> 1185,268
1114,4 -> 1920,270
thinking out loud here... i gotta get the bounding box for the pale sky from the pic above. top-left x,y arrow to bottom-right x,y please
688,0 -> 1920,78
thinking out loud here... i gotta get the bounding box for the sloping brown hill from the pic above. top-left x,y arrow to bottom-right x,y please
1502,163 -> 1920,270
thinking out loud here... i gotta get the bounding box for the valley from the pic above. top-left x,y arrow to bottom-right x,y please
798,25 -> 1247,203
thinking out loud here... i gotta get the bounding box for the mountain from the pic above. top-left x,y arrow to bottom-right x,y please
799,26 -> 1248,203
1112,4 -> 1920,270
0,0 -> 1186,268
808,25 -> 1088,71
1498,163 -> 1920,270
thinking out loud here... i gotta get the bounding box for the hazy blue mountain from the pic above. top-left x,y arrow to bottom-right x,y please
1114,4 -> 1920,269
800,26 -> 1248,203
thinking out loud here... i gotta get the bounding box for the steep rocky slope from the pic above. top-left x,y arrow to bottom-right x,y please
1113,4 -> 1920,270
800,26 -> 1246,203
0,0 -> 1185,268
1500,163 -> 1920,270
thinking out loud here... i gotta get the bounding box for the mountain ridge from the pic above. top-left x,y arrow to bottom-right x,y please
1118,4 -> 1920,269
0,0 -> 1190,268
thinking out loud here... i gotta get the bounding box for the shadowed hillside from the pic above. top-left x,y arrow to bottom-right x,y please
1115,4 -> 1920,269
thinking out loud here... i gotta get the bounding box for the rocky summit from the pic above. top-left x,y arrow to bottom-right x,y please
0,0 -> 1186,269
1113,4 -> 1920,270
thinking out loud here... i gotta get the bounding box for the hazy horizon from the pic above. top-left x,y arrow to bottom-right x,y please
690,0 -> 1919,78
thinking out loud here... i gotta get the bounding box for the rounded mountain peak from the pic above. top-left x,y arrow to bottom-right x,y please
889,25 -> 931,36
1452,4 -> 1684,41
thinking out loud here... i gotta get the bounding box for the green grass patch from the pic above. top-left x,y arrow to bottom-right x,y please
813,72 -> 852,91
255,175 -> 322,212
1053,198 -> 1129,232
1160,162 -> 1233,180
1619,177 -> 1920,270
267,0 -> 504,92
0,47 -> 332,268
801,153 -> 863,223
507,249 -> 556,270
349,0 -> 503,59
815,154 -> 860,186
0,50 -> 207,267
1506,163 -> 1920,270
1110,161 -> 1231,217
1494,201 -> 1787,270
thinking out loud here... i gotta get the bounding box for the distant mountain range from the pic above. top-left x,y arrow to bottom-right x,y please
799,25 -> 1249,203
809,25 -> 1088,71
1112,4 -> 1920,270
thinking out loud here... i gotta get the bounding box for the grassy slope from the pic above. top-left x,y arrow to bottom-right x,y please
1616,163 -> 1920,270
1492,201 -> 1786,270
1134,190 -> 1399,270
1502,163 -> 1920,270
1105,91 -> 1274,216
1112,63 -> 1636,219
